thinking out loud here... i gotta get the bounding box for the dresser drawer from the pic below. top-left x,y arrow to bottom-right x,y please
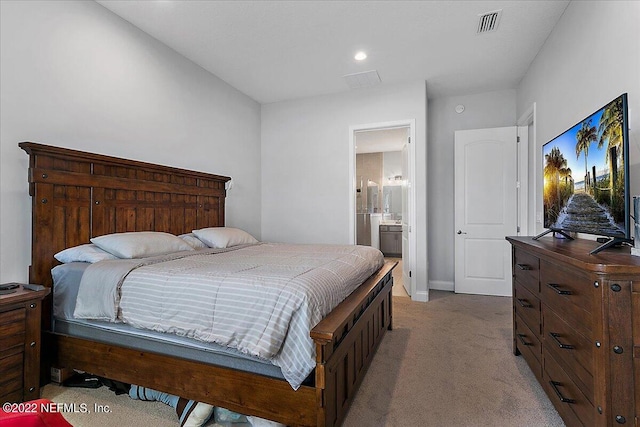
544,350 -> 594,427
540,260 -> 593,339
515,314 -> 542,381
0,333 -> 25,359
0,307 -> 26,331
543,305 -> 593,402
0,308 -> 26,359
0,352 -> 24,397
513,248 -> 539,294
514,281 -> 540,335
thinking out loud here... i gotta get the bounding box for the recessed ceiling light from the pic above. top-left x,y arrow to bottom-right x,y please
354,52 -> 367,61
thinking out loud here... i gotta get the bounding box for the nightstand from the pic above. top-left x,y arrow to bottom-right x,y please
0,285 -> 50,403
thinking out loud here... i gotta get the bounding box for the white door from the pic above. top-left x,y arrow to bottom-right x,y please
454,127 -> 518,296
401,134 -> 411,296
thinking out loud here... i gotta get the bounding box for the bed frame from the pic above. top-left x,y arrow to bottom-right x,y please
20,142 -> 394,427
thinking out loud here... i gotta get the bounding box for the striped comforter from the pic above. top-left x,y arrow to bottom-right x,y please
73,243 -> 384,389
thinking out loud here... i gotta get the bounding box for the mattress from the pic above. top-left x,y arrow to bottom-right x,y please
52,262 -> 286,381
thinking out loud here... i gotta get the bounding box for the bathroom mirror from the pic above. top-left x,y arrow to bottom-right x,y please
383,185 -> 402,215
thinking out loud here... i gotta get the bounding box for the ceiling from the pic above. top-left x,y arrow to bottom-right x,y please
355,127 -> 408,154
97,0 -> 570,104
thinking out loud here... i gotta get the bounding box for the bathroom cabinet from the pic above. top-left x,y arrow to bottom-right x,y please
379,224 -> 401,257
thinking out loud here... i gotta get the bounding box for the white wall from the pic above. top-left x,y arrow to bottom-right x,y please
428,89 -> 517,290
383,151 -> 403,183
261,81 -> 429,300
517,1 -> 640,234
0,1 -> 262,283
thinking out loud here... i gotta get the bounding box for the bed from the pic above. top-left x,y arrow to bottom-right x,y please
20,142 -> 395,427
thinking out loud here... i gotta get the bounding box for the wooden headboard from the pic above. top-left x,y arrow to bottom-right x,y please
20,142 -> 231,290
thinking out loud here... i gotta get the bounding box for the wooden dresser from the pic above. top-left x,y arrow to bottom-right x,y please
507,236 -> 640,427
0,286 -> 50,403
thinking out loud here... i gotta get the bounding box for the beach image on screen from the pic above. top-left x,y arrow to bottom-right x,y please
543,96 -> 626,237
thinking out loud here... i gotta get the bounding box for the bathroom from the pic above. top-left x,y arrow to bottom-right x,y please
355,127 -> 408,296
355,151 -> 403,251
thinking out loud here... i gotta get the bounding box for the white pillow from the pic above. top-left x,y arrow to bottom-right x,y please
179,233 -> 208,249
192,227 -> 258,248
91,231 -> 193,259
54,243 -> 119,263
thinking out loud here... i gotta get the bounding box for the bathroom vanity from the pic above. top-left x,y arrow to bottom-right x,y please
379,224 -> 402,257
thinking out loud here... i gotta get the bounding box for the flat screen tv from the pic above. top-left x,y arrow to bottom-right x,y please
535,93 -> 632,254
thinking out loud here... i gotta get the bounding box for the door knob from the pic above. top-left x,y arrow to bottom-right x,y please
457,230 -> 467,235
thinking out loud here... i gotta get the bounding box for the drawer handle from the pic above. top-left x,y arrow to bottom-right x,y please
516,298 -> 533,308
549,332 -> 574,349
549,380 -> 575,404
546,283 -> 572,295
517,333 -> 533,346
516,264 -> 531,270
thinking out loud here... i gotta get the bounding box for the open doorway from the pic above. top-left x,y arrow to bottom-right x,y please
349,121 -> 415,299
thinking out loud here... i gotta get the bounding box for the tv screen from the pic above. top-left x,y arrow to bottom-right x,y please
542,94 -> 630,241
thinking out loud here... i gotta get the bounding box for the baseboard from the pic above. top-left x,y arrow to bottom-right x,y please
412,290 -> 428,302
429,280 -> 454,292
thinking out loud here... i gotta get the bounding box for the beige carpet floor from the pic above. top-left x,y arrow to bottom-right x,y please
41,291 -> 564,427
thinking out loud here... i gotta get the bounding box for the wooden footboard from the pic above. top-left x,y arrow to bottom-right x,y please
312,261 -> 395,427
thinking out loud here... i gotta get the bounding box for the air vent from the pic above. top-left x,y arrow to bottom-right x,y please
477,9 -> 502,34
343,70 -> 381,89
